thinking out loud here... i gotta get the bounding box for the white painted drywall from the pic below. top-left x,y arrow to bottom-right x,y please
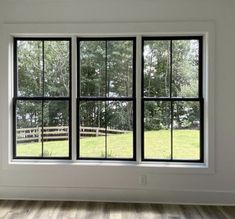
0,0 -> 235,204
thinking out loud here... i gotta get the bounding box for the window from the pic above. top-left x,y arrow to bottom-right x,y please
12,35 -> 204,163
77,38 -> 136,160
142,36 -> 203,162
13,38 -> 71,159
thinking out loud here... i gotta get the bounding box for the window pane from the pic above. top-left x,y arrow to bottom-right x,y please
173,101 -> 200,160
107,41 -> 133,97
79,101 -> 106,158
172,40 -> 199,97
17,40 -> 43,97
80,41 -> 106,97
44,41 -> 70,97
106,101 -> 133,158
43,100 -> 70,157
16,100 -> 42,157
143,40 -> 170,97
144,101 -> 171,159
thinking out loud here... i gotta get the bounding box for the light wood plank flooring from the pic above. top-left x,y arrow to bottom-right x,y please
0,200 -> 234,219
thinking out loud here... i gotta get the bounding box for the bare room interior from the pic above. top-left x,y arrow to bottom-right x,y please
0,0 -> 235,218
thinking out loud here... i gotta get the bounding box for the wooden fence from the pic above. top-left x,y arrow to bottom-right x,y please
16,126 -> 130,143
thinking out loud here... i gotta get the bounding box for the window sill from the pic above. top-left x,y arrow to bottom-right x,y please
6,159 -> 214,175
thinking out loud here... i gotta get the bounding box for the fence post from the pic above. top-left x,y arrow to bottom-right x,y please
96,128 -> 99,137
38,127 -> 41,143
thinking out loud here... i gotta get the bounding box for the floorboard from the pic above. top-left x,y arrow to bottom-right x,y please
0,200 -> 234,219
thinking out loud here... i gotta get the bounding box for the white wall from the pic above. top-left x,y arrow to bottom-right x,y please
0,0 -> 235,204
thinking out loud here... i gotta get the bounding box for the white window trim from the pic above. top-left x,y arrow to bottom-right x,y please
0,22 -> 215,174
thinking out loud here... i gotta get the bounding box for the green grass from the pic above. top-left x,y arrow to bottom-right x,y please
16,130 -> 200,159
144,130 -> 200,160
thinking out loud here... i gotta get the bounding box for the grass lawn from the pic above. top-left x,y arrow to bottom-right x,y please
16,130 -> 200,160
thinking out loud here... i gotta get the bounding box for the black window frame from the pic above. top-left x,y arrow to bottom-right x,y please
141,36 -> 204,163
77,37 -> 136,161
12,35 -> 204,163
13,37 -> 72,160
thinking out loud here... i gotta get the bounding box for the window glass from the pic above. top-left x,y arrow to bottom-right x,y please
78,38 -> 135,160
14,39 -> 71,159
143,40 -> 170,97
172,40 -> 199,97
142,37 -> 202,162
17,40 -> 43,97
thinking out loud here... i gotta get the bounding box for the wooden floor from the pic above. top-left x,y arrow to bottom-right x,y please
0,200 -> 234,219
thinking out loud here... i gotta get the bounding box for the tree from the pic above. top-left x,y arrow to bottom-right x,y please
79,40 -> 134,131
16,38 -> 200,133
143,39 -> 200,130
16,40 -> 70,130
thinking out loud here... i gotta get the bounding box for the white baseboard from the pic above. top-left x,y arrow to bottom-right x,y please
0,186 -> 234,206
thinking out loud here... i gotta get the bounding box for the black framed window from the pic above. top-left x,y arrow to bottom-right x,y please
13,38 -> 72,159
77,38 -> 136,160
142,36 -> 203,162
12,35 -> 204,163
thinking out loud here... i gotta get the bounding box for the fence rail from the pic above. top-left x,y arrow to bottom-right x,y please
16,126 -> 130,143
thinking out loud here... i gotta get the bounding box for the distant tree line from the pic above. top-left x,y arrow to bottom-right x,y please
16,39 -> 200,132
